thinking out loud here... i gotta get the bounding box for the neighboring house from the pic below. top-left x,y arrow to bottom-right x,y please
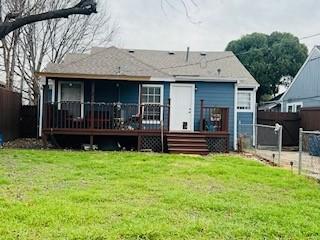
258,93 -> 283,112
280,46 -> 320,112
37,47 -> 259,153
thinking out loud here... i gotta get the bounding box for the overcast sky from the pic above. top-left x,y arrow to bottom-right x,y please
106,0 -> 320,52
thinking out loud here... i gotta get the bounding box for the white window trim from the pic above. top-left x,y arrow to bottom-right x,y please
287,102 -> 303,113
139,84 -> 164,124
57,80 -> 84,118
237,90 -> 254,112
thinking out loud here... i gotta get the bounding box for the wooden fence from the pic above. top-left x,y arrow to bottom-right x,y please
257,111 -> 300,146
0,87 -> 21,141
300,107 -> 320,131
20,105 -> 38,138
258,108 -> 320,146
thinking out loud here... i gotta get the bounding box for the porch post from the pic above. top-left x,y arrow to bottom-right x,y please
200,100 -> 204,131
90,81 -> 95,149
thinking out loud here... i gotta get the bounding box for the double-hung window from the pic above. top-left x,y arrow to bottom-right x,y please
140,84 -> 163,123
237,91 -> 253,111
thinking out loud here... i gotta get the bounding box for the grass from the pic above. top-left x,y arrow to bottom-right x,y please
0,149 -> 320,239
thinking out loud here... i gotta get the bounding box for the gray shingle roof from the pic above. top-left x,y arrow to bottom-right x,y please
43,46 -> 258,86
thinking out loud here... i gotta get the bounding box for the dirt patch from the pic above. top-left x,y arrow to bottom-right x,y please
3,138 -> 53,149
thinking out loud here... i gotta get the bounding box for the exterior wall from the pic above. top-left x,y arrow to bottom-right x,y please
237,112 -> 253,137
193,82 -> 235,149
282,48 -> 320,111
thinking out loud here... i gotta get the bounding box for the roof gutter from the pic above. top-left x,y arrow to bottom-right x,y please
174,76 -> 238,83
34,72 -> 151,81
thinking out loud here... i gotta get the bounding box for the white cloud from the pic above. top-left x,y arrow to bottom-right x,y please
106,0 -> 320,52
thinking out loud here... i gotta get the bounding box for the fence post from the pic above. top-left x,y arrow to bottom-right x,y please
278,125 -> 283,166
254,124 -> 258,154
298,128 -> 303,175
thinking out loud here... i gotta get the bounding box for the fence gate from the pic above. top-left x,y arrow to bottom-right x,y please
238,123 -> 283,165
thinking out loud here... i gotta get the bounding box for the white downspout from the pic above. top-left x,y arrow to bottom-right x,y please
253,87 -> 258,146
39,78 -> 44,137
234,83 -> 238,150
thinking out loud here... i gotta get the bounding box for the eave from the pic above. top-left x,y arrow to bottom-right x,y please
35,72 -> 152,81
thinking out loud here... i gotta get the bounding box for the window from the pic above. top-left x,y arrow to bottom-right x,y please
296,105 -> 302,112
141,85 -> 163,122
237,91 -> 253,111
42,79 -> 55,103
287,102 -> 303,113
58,81 -> 84,118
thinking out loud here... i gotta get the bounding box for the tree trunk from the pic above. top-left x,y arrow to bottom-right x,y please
0,0 -> 97,39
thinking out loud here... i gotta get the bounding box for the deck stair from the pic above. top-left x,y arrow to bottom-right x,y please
167,132 -> 209,155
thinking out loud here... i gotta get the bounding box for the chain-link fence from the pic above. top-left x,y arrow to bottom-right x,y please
298,129 -> 320,179
238,123 -> 282,166
239,124 -> 320,179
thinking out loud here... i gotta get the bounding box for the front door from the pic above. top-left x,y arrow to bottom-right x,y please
170,84 -> 195,131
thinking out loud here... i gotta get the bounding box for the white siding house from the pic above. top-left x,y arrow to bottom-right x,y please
280,46 -> 320,112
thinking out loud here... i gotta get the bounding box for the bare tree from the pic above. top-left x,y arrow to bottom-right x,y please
18,0 -> 116,104
0,0 -> 116,104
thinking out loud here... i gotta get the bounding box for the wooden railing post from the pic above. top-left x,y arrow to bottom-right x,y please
167,98 -> 171,131
223,108 -> 229,132
139,104 -> 143,130
200,100 -> 204,131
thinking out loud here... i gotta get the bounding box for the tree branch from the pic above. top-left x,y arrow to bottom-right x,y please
0,0 -> 97,39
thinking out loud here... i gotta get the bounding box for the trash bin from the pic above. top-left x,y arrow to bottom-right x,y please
0,132 -> 3,147
308,135 -> 320,156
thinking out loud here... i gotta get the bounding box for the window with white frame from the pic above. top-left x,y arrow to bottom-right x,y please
287,102 -> 303,113
141,85 -> 163,122
237,91 -> 253,111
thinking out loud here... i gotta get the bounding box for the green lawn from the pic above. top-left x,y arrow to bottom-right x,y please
0,150 -> 320,239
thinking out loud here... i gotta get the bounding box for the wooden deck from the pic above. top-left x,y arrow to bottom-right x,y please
42,101 -> 230,153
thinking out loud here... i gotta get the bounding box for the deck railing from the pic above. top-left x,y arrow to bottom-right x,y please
43,102 -> 170,131
200,100 -> 229,132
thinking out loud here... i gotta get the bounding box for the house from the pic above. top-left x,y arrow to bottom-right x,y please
280,46 -> 320,112
37,46 -> 259,154
258,93 -> 283,112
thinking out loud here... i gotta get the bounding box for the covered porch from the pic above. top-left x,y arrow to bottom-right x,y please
41,78 -> 230,152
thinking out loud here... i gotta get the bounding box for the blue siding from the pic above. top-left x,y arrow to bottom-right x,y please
237,112 -> 253,137
237,112 -> 253,125
193,82 -> 235,149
